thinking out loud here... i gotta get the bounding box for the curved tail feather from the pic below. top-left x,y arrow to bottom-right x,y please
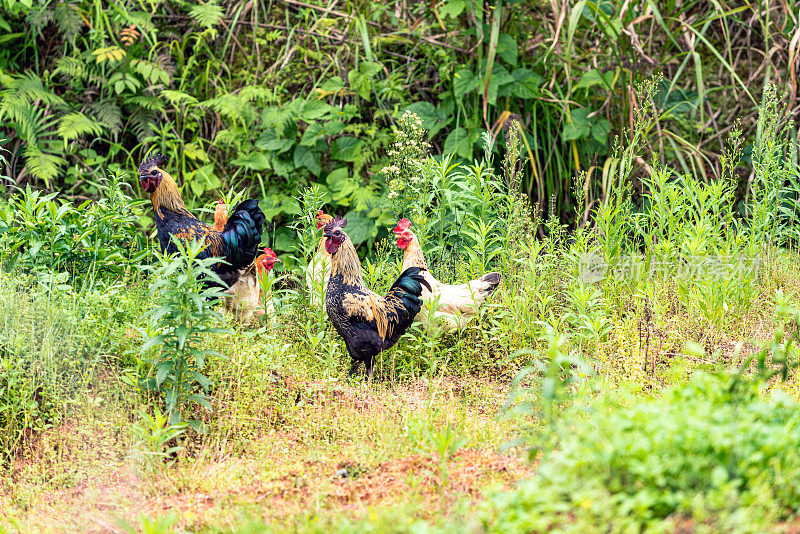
222,199 -> 266,270
382,266 -> 432,346
476,272 -> 502,297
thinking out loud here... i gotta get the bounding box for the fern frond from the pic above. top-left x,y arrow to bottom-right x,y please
212,127 -> 240,149
156,53 -> 176,77
127,12 -> 156,36
25,2 -> 52,36
90,99 -> 122,135
189,1 -> 224,30
54,3 -> 81,45
2,103 -> 49,142
129,58 -> 170,86
24,145 -> 66,186
239,85 -> 278,104
128,108 -> 157,142
52,57 -> 86,81
86,72 -> 109,87
57,112 -> 103,142
204,93 -> 255,124
161,90 -> 199,108
0,71 -> 66,108
123,95 -> 165,112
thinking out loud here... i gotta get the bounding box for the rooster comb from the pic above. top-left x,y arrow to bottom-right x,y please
323,216 -> 347,233
138,152 -> 168,175
394,218 -> 412,232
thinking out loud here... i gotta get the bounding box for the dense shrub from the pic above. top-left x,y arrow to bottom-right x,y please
473,373 -> 800,533
0,172 -> 149,289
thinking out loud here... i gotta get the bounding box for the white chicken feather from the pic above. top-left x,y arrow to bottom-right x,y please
394,218 -> 502,332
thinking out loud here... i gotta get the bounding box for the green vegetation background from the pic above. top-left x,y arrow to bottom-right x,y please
1,0 -> 789,254
4,1 -> 800,532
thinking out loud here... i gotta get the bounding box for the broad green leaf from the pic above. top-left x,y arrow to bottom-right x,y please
156,362 -> 172,387
331,137 -> 364,162
293,145 -> 321,175
256,129 -> 294,154
444,127 -> 472,160
575,68 -> 616,92
496,33 -> 518,66
231,151 -> 271,171
359,61 -> 382,77
581,0 -> 614,22
562,108 -> 591,141
183,142 -> 208,162
190,180 -> 204,197
273,226 -> 296,251
326,167 -> 350,190
485,65 -> 514,105
300,100 -> 333,120
440,0 -> 464,18
591,118 -> 610,144
190,164 -> 220,190
300,123 -> 324,146
400,101 -> 450,137
270,154 -> 295,177
453,68 -> 478,99
348,69 -> 371,100
511,68 -> 543,98
323,119 -> 345,135
319,76 -> 344,93
343,209 -> 374,245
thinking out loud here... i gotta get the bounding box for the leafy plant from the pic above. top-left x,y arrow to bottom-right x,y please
481,370 -> 800,533
0,170 -> 148,290
138,238 -> 230,427
128,406 -> 186,482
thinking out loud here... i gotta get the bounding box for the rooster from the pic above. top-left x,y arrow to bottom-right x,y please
221,248 -> 280,324
139,153 -> 266,288
393,218 -> 502,332
323,217 -> 431,377
306,210 -> 333,309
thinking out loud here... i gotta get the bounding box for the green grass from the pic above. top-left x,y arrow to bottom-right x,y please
3,83 -> 800,532
1,239 -> 800,532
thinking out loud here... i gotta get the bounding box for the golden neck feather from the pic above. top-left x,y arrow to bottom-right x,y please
151,171 -> 192,220
329,236 -> 364,288
402,231 -> 428,271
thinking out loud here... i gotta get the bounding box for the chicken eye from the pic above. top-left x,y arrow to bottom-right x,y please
150,169 -> 158,176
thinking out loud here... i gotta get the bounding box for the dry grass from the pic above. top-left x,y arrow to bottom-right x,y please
0,370 -> 525,532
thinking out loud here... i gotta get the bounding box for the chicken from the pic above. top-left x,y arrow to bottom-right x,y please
306,210 -> 333,309
393,218 -> 502,332
221,248 -> 280,324
213,199 -> 227,232
323,217 -> 431,378
138,153 -> 266,288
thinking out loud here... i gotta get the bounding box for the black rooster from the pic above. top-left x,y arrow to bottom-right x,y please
323,217 -> 431,377
138,153 -> 265,288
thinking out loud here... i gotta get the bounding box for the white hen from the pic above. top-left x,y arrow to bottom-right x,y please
393,218 -> 502,332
